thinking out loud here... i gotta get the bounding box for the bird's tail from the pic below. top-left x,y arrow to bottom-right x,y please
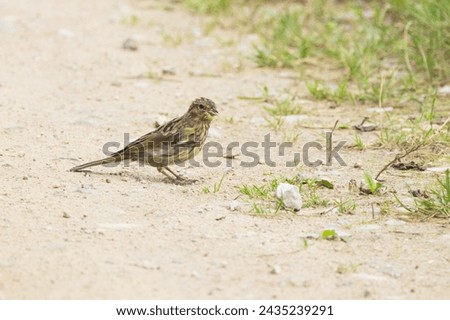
70,156 -> 119,172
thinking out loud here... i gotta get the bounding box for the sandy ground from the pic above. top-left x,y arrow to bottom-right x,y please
0,0 -> 449,299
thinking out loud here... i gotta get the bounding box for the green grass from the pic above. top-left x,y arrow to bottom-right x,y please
183,0 -> 233,14
377,90 -> 449,153
237,175 -> 332,213
193,0 -> 448,106
335,198 -> 357,215
354,133 -> 365,151
321,229 -> 337,240
302,187 -> 330,208
236,175 -> 305,214
184,0 -> 449,106
202,174 -> 226,193
396,169 -> 450,218
363,171 -> 383,194
305,79 -> 353,103
299,178 -> 330,208
263,98 -> 302,116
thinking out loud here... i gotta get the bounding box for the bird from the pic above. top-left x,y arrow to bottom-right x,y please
70,97 -> 218,181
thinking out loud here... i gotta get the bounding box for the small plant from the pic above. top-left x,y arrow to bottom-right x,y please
396,169 -> 450,218
161,32 -> 184,46
282,131 -> 300,143
121,15 -> 139,25
264,115 -> 284,131
237,175 -> 300,214
224,116 -> 235,124
305,81 -> 329,100
202,186 -> 210,194
252,202 -> 268,214
321,229 -> 337,240
363,172 -> 383,194
202,174 -> 226,194
354,133 -> 365,151
237,183 -> 271,199
184,0 -> 232,14
335,198 -> 357,215
213,174 -> 226,193
264,98 -> 302,116
379,200 -> 393,216
302,179 -> 330,208
306,80 -> 352,103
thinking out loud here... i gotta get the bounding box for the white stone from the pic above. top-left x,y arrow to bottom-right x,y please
276,183 -> 302,211
229,200 -> 241,212
271,265 -> 282,274
438,85 -> 450,95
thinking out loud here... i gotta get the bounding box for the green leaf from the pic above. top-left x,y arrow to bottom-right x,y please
322,229 -> 337,240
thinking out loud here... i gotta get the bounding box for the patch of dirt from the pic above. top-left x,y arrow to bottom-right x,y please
0,0 -> 449,299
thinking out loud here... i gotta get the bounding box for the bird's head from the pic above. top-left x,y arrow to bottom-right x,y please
187,97 -> 219,122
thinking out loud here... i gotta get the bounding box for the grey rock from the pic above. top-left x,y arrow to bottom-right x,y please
162,65 -> 176,75
122,38 -> 138,51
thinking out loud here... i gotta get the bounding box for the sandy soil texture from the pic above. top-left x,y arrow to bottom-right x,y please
0,0 -> 449,299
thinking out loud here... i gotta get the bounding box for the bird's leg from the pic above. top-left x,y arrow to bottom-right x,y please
167,167 -> 200,184
157,167 -> 181,180
157,167 -> 198,185
164,167 -> 184,180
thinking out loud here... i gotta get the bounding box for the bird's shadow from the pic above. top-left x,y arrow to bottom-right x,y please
69,169 -> 200,185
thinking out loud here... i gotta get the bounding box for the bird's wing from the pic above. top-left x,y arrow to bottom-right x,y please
172,127 -> 201,148
111,118 -> 199,159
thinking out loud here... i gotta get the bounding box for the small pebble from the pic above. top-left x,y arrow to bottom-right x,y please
229,200 -> 241,212
122,38 -> 138,51
162,65 -> 176,75
271,265 -> 282,275
62,212 -> 70,219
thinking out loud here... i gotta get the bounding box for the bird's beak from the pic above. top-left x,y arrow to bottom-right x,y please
210,107 -> 219,117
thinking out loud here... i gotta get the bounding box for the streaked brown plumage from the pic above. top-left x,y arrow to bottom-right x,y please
70,97 -> 218,180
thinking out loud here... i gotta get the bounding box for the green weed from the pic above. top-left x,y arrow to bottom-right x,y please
396,169 -> 450,218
